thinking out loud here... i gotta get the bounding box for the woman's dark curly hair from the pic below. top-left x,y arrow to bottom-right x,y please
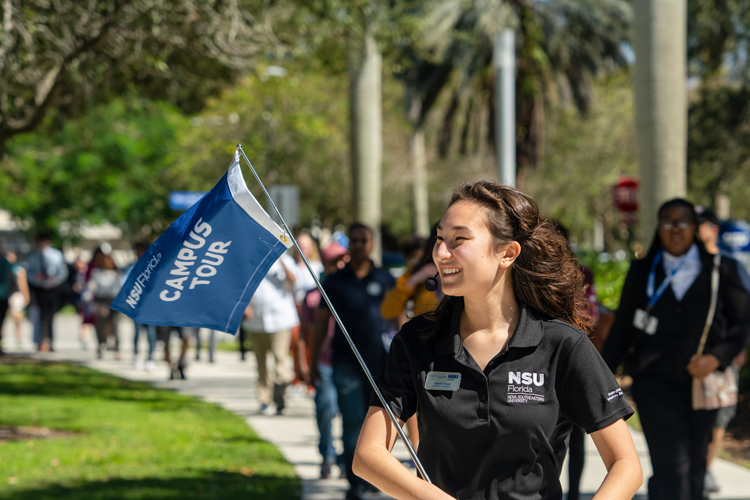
423,180 -> 593,337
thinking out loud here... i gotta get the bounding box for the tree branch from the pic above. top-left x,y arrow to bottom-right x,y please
0,0 -> 14,73
1,0 -> 134,138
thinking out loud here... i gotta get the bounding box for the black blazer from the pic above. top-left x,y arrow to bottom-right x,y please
602,247 -> 750,398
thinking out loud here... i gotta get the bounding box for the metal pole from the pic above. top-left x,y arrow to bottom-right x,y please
494,29 -> 516,188
236,144 -> 431,483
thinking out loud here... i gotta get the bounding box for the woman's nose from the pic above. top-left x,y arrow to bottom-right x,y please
433,241 -> 450,260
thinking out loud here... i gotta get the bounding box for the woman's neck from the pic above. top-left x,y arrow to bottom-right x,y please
664,243 -> 696,259
460,278 -> 520,338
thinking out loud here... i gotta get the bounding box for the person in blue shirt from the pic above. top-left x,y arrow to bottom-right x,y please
310,222 -> 396,500
25,232 -> 69,351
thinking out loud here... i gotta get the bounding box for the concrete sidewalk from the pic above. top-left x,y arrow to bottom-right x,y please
5,313 -> 750,500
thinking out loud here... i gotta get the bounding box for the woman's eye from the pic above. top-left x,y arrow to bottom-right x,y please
436,236 -> 444,241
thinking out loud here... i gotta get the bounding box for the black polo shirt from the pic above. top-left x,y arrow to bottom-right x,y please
321,262 -> 396,373
371,298 -> 633,500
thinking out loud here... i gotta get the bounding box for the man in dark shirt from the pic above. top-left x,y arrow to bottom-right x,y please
311,223 -> 395,500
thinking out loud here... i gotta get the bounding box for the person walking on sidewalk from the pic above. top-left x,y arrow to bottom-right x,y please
696,206 -> 750,495
0,246 -> 14,354
310,223 -> 396,500
603,199 -> 750,500
25,231 -> 68,352
85,254 -> 122,359
123,242 -> 158,371
4,251 -> 30,350
158,326 -> 191,380
297,241 -> 349,479
244,252 -> 299,415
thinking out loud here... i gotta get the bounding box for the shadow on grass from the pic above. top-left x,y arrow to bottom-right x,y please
0,357 -> 202,410
217,435 -> 266,445
1,470 -> 300,500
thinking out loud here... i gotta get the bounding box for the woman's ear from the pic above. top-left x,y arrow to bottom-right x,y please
498,241 -> 521,269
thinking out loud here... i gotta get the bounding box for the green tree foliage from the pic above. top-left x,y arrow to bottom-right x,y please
0,99 -> 187,235
0,0 -> 283,153
688,83 -> 750,219
411,0 -> 631,170
688,0 -> 750,79
524,71 -> 638,250
173,67 -> 351,228
686,0 -> 750,216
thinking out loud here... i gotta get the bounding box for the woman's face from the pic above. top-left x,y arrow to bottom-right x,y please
433,201 -> 509,297
297,234 -> 314,260
658,205 -> 696,257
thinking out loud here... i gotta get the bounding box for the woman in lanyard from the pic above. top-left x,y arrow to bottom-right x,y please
352,181 -> 643,500
602,199 -> 750,500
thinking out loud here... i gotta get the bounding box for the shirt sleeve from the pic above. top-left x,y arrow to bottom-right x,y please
369,330 -> 419,422
319,274 -> 336,310
559,335 -> 634,434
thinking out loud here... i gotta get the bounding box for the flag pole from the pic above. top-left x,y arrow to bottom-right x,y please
236,144 -> 431,483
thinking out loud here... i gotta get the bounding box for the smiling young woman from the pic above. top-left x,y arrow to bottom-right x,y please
352,181 -> 643,500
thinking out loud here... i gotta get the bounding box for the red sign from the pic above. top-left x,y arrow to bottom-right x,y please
614,176 -> 639,213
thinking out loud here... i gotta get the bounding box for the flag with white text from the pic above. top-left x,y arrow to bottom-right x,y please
110,152 -> 292,333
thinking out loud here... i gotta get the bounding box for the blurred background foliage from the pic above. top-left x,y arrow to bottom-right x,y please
1,0 -> 750,257
0,99 -> 186,236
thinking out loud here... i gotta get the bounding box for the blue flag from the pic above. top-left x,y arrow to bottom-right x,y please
111,152 -> 293,333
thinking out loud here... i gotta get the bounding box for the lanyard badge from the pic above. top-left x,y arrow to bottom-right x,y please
634,250 -> 688,335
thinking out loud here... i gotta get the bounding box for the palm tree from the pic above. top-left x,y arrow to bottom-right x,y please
401,0 -> 631,231
350,25 -> 384,260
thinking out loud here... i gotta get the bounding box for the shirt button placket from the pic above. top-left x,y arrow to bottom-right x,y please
479,378 -> 490,422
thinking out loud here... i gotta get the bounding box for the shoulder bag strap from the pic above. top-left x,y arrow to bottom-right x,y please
696,254 -> 721,356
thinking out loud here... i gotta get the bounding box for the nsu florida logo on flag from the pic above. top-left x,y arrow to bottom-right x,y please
111,151 -> 292,333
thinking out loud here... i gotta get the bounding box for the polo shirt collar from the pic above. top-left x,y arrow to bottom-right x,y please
435,297 -> 544,356
343,260 -> 376,280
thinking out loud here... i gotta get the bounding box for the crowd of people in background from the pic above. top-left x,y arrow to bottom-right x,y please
0,202 -> 748,500
0,237 -> 210,380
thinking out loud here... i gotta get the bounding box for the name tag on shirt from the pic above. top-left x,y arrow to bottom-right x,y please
425,371 -> 462,391
633,308 -> 658,335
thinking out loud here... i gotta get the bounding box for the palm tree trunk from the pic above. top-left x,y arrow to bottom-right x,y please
349,29 -> 383,262
634,0 -> 687,238
409,126 -> 429,237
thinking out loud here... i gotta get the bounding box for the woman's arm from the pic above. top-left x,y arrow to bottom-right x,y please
353,407 -> 454,500
279,257 -> 297,285
16,267 -> 30,304
590,419 -> 643,500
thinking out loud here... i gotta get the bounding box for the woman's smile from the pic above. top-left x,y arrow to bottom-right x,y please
441,266 -> 462,276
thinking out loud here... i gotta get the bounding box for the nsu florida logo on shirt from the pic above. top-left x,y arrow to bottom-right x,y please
507,371 -> 545,403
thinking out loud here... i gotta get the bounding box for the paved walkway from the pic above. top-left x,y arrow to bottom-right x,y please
5,313 -> 750,500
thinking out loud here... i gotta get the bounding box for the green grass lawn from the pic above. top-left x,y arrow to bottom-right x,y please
0,357 -> 300,500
